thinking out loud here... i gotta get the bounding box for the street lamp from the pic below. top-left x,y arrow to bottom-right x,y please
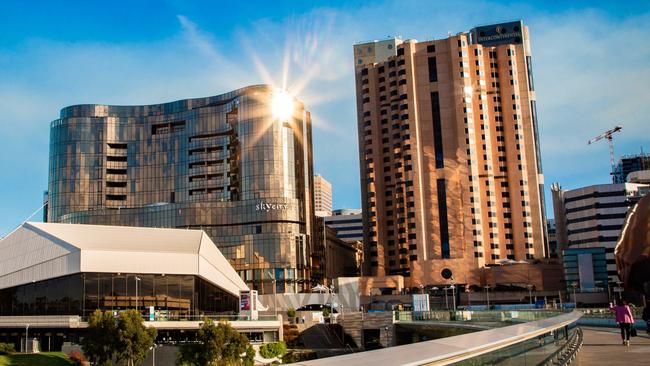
450,285 -> 456,311
465,288 -> 471,307
419,284 -> 424,294
526,284 -> 533,308
570,282 -> 578,307
450,277 -> 457,311
135,276 -> 141,313
25,324 -> 29,353
484,285 -> 491,309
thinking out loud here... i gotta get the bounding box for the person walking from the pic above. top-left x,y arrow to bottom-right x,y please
610,299 -> 635,346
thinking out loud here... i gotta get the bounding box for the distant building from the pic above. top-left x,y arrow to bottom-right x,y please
551,182 -> 649,289
311,217 -> 362,285
324,208 -> 364,243
547,219 -> 558,258
314,174 -> 333,217
613,152 -> 650,183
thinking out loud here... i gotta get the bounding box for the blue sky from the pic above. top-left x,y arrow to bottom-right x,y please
1,0 -> 649,236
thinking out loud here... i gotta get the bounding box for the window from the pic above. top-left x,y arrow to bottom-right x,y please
428,57 -> 438,82
437,179 -> 450,259
431,92 -> 444,169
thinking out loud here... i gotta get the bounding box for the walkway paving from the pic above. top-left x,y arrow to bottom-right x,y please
577,327 -> 650,366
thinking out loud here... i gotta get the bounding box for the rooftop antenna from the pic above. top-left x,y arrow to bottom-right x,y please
587,125 -> 623,183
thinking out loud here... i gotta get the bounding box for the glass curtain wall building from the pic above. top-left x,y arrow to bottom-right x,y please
47,85 -> 315,294
0,273 -> 238,318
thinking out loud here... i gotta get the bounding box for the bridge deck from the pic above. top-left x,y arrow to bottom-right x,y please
577,327 -> 650,365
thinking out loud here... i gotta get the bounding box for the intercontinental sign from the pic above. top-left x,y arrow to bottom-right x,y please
471,21 -> 523,46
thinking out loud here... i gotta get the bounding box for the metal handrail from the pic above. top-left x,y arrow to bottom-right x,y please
290,311 -> 582,366
540,327 -> 583,366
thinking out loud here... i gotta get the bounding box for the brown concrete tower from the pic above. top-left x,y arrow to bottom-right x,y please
353,21 -> 547,288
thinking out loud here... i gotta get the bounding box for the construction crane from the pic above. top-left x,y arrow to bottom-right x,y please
587,125 -> 622,182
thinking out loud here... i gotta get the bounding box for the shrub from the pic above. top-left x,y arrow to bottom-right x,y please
259,341 -> 287,359
0,342 -> 15,355
322,307 -> 331,317
68,350 -> 87,365
287,308 -> 296,318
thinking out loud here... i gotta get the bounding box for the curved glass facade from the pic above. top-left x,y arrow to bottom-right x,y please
0,273 -> 238,317
48,85 -> 315,293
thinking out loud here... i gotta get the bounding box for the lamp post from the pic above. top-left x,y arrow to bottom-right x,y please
419,284 -> 424,294
25,324 -> 29,353
526,284 -> 533,308
450,285 -> 456,311
450,277 -> 457,311
135,276 -> 141,313
466,288 -> 471,307
484,285 -> 490,309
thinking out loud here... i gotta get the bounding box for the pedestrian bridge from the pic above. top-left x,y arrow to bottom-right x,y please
292,310 -> 582,365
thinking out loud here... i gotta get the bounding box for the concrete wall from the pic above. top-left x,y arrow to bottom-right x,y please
337,312 -> 395,349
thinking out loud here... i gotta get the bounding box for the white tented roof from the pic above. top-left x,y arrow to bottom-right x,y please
0,222 -> 249,296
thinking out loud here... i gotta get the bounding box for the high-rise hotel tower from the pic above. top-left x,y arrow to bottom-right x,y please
354,21 -> 547,287
47,85 -> 315,294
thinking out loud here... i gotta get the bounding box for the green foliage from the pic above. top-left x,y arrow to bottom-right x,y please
115,309 -> 157,366
281,351 -> 317,364
322,307 -> 331,317
244,346 -> 255,366
81,309 -> 117,366
177,318 -> 252,366
0,352 -> 75,366
81,309 -> 156,366
0,343 -> 15,355
259,342 -> 287,359
287,307 -> 297,318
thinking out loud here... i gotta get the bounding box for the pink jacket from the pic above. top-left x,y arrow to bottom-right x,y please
610,305 -> 634,324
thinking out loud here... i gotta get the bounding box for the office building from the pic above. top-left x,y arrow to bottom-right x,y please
311,217 -> 362,285
324,208 -> 364,243
47,85 -> 315,294
613,152 -> 650,183
314,174 -> 333,217
354,21 -> 547,288
551,182 -> 649,289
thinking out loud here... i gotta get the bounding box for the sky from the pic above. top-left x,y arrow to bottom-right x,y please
1,0 -> 649,236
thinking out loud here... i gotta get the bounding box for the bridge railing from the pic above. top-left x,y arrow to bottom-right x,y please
290,310 -> 582,366
396,309 -> 567,324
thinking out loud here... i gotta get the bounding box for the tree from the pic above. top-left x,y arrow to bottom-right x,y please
82,310 -> 156,366
259,341 -> 287,359
81,310 -> 117,366
114,310 -> 157,366
178,318 -> 253,366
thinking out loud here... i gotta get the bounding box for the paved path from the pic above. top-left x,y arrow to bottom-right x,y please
577,327 -> 650,365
